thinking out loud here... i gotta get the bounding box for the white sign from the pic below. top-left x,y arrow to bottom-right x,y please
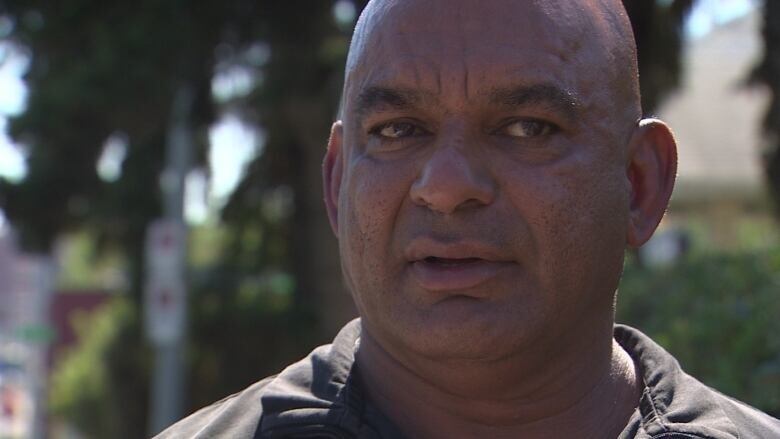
145,219 -> 186,275
144,219 -> 187,345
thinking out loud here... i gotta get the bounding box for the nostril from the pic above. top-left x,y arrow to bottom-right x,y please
409,148 -> 496,214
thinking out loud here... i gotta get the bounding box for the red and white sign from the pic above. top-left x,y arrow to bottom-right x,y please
144,219 -> 187,345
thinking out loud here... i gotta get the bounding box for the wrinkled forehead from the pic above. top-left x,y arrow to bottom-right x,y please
348,0 -> 590,66
343,0 -> 629,116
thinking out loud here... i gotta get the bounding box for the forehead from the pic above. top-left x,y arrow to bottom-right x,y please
345,0 -> 606,109
368,0 -> 588,53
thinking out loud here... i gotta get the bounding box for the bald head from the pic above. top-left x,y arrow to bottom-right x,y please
341,0 -> 641,127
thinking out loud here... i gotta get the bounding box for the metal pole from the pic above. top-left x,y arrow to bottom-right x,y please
148,84 -> 193,435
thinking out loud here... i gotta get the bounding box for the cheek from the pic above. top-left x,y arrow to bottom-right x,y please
501,151 -> 629,291
339,156 -> 416,279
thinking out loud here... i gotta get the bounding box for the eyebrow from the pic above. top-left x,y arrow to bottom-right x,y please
352,83 -> 581,121
353,86 -> 424,119
488,84 -> 581,121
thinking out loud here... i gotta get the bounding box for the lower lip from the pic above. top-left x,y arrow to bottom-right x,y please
410,259 -> 513,293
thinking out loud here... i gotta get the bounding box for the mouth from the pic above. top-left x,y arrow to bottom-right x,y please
404,238 -> 515,293
422,256 -> 484,266
410,255 -> 513,293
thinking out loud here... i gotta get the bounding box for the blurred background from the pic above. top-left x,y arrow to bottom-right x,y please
0,0 -> 777,437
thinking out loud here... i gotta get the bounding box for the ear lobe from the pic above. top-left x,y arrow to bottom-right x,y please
323,121 -> 344,237
626,118 -> 678,247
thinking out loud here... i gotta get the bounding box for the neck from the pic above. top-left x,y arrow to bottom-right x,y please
356,322 -> 642,439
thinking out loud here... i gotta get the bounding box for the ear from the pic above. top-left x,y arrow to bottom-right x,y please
323,121 -> 344,237
625,118 -> 678,247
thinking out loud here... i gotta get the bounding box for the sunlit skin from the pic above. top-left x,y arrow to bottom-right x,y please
323,0 -> 677,437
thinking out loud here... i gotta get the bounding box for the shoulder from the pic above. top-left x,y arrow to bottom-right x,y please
154,320 -> 364,439
615,325 -> 780,439
710,391 -> 780,438
154,376 -> 276,439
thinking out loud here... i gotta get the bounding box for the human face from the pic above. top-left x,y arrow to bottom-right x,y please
326,0 -> 638,362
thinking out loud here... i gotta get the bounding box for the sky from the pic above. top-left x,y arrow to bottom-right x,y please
0,0 -> 762,225
0,43 -> 28,183
686,0 -> 758,39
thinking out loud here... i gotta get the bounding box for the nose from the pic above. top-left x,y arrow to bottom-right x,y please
410,144 -> 496,214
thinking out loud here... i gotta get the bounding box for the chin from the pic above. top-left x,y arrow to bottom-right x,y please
383,305 -> 543,362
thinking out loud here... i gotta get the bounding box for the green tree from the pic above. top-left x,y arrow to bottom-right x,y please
751,1 -> 780,215
49,299 -> 149,439
0,1 -> 367,436
0,3 -> 259,436
623,0 -> 695,114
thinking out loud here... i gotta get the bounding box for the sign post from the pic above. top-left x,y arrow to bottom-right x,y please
147,84 -> 193,436
144,220 -> 186,346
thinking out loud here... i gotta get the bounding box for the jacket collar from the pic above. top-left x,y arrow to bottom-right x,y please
615,325 -> 739,438
258,319 -> 402,438
259,321 -> 742,438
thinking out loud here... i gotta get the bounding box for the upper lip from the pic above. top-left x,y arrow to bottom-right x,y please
404,238 -> 512,262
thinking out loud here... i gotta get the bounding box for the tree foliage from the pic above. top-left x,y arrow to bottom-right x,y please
49,298 -> 148,438
751,1 -> 780,215
0,1 -> 365,436
0,1 -> 223,254
623,0 -> 694,114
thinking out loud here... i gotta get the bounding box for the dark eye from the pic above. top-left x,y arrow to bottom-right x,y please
501,119 -> 557,138
372,121 -> 424,139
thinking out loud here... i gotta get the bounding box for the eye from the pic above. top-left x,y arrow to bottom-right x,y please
501,119 -> 558,138
371,121 -> 426,139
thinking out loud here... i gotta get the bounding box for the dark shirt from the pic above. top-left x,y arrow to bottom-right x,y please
156,320 -> 780,438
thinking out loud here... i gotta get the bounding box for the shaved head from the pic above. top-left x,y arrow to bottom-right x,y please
324,0 -> 677,372
341,0 -> 641,129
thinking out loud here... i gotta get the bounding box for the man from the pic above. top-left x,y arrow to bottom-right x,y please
158,0 -> 780,437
